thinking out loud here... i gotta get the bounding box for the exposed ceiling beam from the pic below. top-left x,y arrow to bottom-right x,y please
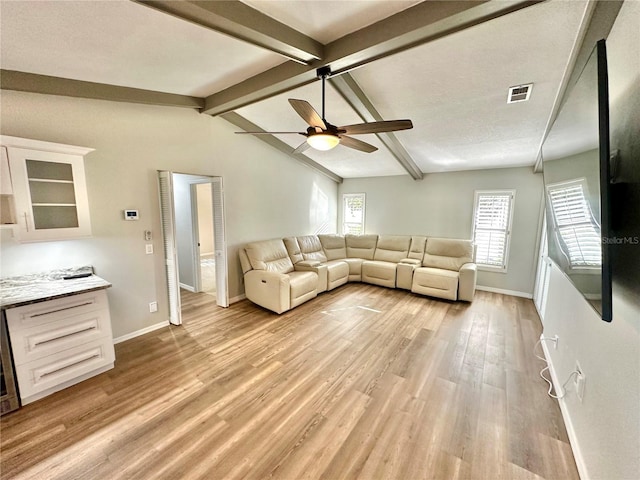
330,73 -> 423,181
0,70 -> 204,109
133,0 -> 323,64
203,0 -> 544,116
221,112 -> 343,184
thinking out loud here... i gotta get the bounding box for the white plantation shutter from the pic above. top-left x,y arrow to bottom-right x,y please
211,177 -> 229,307
343,193 -> 365,235
158,171 -> 182,325
547,180 -> 601,267
473,191 -> 514,269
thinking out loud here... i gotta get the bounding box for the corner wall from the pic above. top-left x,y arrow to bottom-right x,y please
0,91 -> 338,338
338,166 -> 544,295
540,2 -> 640,478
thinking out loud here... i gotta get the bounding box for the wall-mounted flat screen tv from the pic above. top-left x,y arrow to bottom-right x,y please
541,39 -> 612,322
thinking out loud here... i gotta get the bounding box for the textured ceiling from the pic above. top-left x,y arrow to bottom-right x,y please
0,0 -> 591,179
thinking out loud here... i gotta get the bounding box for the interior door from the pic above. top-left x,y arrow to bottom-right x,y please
211,177 -> 229,307
190,183 -> 202,293
158,171 -> 182,325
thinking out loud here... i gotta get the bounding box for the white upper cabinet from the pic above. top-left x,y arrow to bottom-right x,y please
0,136 -> 94,242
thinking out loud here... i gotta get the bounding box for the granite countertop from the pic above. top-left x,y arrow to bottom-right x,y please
0,266 -> 111,309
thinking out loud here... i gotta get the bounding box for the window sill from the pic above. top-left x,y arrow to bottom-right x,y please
477,265 -> 508,274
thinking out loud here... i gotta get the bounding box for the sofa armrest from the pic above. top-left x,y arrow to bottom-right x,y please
458,263 -> 477,302
294,262 -> 328,292
399,258 -> 422,266
245,270 -> 291,314
297,260 -> 322,268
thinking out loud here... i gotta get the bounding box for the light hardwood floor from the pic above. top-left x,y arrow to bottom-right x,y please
0,285 -> 578,479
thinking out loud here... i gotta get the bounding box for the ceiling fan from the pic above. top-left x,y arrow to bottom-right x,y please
235,67 -> 413,154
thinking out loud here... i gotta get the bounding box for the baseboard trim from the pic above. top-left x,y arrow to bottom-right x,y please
541,335 -> 589,480
113,320 -> 170,344
475,285 -> 533,299
179,283 -> 195,293
229,293 -> 246,304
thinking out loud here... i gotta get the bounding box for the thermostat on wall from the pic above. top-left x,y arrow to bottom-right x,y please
123,209 -> 139,221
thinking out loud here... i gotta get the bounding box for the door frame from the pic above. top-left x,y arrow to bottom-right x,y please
158,171 -> 229,326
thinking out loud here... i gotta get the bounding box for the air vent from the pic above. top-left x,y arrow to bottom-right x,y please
507,84 -> 533,103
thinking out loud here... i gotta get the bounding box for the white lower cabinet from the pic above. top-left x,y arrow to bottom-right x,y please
6,289 -> 114,405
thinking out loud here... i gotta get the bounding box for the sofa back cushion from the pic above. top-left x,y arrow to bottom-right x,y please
374,235 -> 411,263
423,237 -> 474,271
239,248 -> 253,274
408,236 -> 427,260
297,235 -> 328,262
245,239 -> 294,274
283,237 -> 304,264
318,234 -> 347,260
346,234 -> 378,260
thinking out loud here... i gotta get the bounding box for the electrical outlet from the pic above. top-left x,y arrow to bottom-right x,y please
575,361 -> 585,402
149,301 -> 158,313
553,335 -> 559,349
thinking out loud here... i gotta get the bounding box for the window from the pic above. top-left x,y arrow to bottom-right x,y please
547,179 -> 601,268
473,190 -> 515,271
342,193 -> 365,234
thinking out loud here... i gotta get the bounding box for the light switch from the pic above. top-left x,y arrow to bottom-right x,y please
145,244 -> 153,254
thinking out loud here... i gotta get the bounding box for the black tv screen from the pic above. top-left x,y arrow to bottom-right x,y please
541,39 -> 612,322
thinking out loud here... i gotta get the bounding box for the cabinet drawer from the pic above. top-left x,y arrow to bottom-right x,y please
10,308 -> 112,366
6,290 -> 109,331
15,337 -> 115,400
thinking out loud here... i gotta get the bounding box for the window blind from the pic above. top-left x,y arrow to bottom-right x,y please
474,192 -> 513,268
343,194 -> 365,235
548,182 -> 601,267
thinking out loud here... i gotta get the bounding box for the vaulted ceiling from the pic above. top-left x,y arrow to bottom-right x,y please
1,0 -> 594,182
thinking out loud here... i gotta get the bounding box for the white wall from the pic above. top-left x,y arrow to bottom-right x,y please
338,166 -> 544,295
0,91 -> 338,338
540,3 -> 640,479
197,183 -> 215,255
173,173 -> 197,291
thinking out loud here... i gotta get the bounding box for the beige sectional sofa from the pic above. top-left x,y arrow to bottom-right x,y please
239,234 -> 477,314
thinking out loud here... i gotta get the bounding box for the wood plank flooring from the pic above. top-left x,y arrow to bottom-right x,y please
0,285 -> 579,479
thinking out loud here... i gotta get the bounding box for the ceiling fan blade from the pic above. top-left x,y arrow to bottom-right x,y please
235,131 -> 304,135
292,141 -> 311,155
339,135 -> 378,153
289,99 -> 327,129
339,120 -> 413,135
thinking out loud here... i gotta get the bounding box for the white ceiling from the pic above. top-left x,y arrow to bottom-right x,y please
0,0 -> 591,179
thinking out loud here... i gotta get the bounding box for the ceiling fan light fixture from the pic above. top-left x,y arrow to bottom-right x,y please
307,133 -> 340,151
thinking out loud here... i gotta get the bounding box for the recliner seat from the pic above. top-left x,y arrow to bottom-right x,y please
240,234 -> 477,314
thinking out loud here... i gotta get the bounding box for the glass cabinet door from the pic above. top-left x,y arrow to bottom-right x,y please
26,159 -> 81,230
2,138 -> 93,242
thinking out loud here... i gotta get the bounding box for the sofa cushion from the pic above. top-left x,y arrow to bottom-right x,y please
373,235 -> 411,263
344,258 -> 364,281
283,237 -> 304,264
346,234 -> 378,260
362,260 -> 397,288
408,236 -> 427,260
325,260 -> 349,290
297,235 -> 328,263
422,237 -> 474,271
288,271 -> 318,308
318,234 -> 347,260
245,239 -> 294,274
412,267 -> 459,300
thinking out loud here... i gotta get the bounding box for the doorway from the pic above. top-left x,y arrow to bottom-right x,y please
158,171 -> 229,326
194,182 -> 216,296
